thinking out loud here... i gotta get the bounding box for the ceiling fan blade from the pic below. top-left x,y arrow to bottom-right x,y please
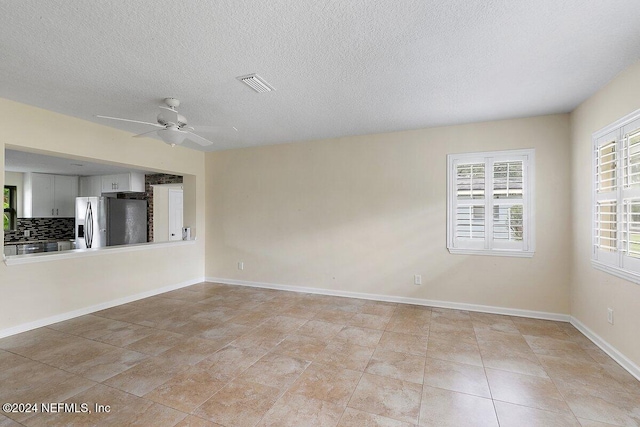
192,125 -> 238,133
184,131 -> 214,146
96,115 -> 163,128
133,129 -> 160,138
158,106 -> 180,125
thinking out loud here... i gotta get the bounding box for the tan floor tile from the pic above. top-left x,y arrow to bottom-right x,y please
385,315 -> 430,336
494,401 -> 580,427
377,331 -> 428,356
560,387 -> 640,426
229,310 -> 274,326
365,348 -> 426,384
231,327 -> 288,350
358,302 -> 397,317
431,308 -> 470,321
470,312 -> 520,334
175,415 -> 226,427
314,309 -> 357,324
333,326 -> 384,348
93,323 -> 156,347
196,322 -> 253,342
538,355 -> 629,396
523,335 -> 597,362
289,363 -> 362,407
144,366 -> 229,413
277,305 -> 322,319
479,345 -> 549,377
0,414 -> 21,427
159,336 -> 228,365
599,361 -> 640,396
260,315 -> 308,333
257,392 -> 344,427
423,358 -> 490,398
428,321 -> 477,344
239,352 -> 310,389
348,373 -> 422,424
125,329 -> 186,355
195,344 -> 268,379
0,328 -> 77,359
577,418 -> 623,427
103,356 -> 188,396
0,350 -> 36,375
314,342 -> 375,371
194,380 -> 281,427
67,347 -> 149,382
475,329 -> 533,355
175,415 -> 224,427
427,337 -> 483,367
160,288 -> 209,302
48,315 -> 132,338
2,369 -> 95,423
486,368 -> 571,414
395,305 -> 431,320
419,386 -> 498,427
191,306 -> 239,323
511,318 -> 571,340
337,407 -> 414,427
297,320 -> 346,341
272,334 -> 329,360
33,337 -> 117,370
348,313 -> 392,330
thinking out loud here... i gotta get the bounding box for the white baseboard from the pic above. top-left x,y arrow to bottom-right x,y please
570,317 -> 640,382
205,277 -> 570,322
0,276 -> 205,339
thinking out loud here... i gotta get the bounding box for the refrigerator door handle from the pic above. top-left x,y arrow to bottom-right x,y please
85,202 -> 94,248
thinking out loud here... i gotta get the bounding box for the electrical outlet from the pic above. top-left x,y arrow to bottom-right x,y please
23,230 -> 30,237
238,261 -> 244,271
607,308 -> 614,325
414,274 -> 422,285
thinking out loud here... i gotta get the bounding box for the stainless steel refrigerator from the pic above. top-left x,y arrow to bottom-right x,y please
75,197 -> 147,249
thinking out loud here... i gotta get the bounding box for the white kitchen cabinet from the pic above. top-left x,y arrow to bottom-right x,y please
24,173 -> 78,218
101,172 -> 145,193
79,175 -> 103,197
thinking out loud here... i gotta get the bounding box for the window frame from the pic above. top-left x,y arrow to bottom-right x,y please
447,148 -> 535,258
592,108 -> 640,284
4,185 -> 17,231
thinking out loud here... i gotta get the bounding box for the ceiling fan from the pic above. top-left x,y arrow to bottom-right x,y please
97,98 -> 234,147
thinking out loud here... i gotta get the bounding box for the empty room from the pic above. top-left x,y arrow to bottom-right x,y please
1,1 -> 639,426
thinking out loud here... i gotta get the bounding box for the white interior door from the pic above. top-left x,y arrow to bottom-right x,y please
168,189 -> 183,241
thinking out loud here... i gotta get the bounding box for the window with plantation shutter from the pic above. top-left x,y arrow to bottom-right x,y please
447,149 -> 535,257
592,108 -> 640,284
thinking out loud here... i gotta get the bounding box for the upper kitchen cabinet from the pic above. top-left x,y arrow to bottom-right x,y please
101,172 -> 145,193
24,173 -> 78,217
79,175 -> 102,197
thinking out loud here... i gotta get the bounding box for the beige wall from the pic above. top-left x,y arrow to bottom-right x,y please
4,171 -> 23,218
206,114 -> 572,314
570,61 -> 640,366
0,98 -> 206,331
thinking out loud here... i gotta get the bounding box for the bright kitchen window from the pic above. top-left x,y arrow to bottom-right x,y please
592,108 -> 640,284
447,148 -> 535,257
4,186 -> 17,231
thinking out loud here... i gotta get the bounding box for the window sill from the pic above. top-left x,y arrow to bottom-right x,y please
591,259 -> 640,285
448,248 -> 535,258
3,239 -> 197,266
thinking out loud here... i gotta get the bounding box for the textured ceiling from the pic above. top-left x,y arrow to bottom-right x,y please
1,0 -> 639,152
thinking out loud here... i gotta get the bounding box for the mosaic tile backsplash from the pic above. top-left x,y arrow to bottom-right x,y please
4,217 -> 75,243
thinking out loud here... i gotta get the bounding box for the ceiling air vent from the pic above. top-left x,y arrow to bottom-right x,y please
237,74 -> 274,93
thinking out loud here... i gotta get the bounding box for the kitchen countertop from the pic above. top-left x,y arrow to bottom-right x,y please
4,239 -> 75,245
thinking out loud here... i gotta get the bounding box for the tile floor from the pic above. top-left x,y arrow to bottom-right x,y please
0,282 -> 639,426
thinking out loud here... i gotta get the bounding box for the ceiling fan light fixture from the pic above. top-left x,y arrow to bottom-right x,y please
237,74 -> 274,93
159,129 -> 187,147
